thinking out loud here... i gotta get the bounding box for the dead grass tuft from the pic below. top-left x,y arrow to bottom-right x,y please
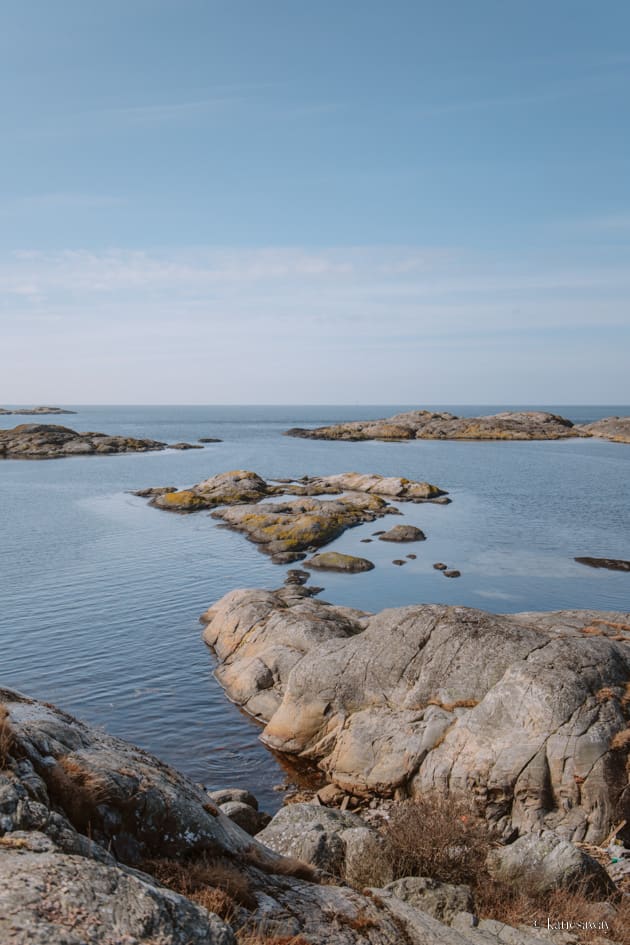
385,793 -> 491,885
235,931 -> 311,945
45,756 -> 115,831
243,845 -> 318,883
145,852 -> 257,916
610,727 -> 630,751
328,910 -> 378,931
596,686 -> 618,703
426,698 -> 479,712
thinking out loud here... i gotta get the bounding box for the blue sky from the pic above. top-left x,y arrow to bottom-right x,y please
1,0 -> 629,404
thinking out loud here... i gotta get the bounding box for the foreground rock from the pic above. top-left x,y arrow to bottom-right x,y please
202,590 -> 630,844
0,405 -> 76,415
486,829 -> 615,897
378,524 -> 426,542
579,416 -> 630,444
0,424 -> 167,458
0,686 -> 415,944
286,409 -> 585,441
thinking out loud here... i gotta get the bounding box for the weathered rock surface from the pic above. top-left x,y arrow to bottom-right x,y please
202,590 -> 630,844
258,803 -> 394,887
383,876 -> 473,924
575,557 -> 630,572
486,829 -> 616,898
579,416 -> 630,444
378,524 -> 426,542
0,833 -> 234,945
213,495 -> 390,558
140,469 -> 448,513
0,406 -> 76,415
0,686 -> 425,944
304,551 -> 376,572
0,424 -> 166,459
286,409 -> 584,442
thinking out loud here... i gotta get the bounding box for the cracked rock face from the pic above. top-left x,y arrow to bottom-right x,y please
202,591 -> 630,844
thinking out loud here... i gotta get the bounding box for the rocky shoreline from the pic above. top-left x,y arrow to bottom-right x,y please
2,685 -> 628,944
201,586 -> 630,846
285,409 -> 630,443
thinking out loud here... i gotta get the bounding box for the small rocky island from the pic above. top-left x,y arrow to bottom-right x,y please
0,405 -> 76,415
285,409 -> 630,443
0,424 -> 201,458
135,470 -> 448,562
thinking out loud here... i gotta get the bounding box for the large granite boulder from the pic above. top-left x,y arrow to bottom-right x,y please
0,424 -> 166,459
202,591 -> 630,844
486,829 -> 616,898
257,803 -> 394,887
285,409 -> 585,442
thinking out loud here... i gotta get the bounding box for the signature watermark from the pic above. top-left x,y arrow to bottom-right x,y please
532,917 -> 610,933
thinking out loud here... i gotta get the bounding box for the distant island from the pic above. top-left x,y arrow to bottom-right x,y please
0,405 -> 76,415
286,409 -> 630,443
0,423 -> 201,458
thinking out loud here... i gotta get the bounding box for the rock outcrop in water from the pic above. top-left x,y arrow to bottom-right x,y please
201,588 -> 630,845
135,470 -> 448,561
0,406 -> 76,415
579,416 -> 630,444
286,409 -> 583,441
0,424 -> 167,458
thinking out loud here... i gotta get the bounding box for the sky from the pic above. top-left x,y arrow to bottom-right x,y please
1,0 -> 629,405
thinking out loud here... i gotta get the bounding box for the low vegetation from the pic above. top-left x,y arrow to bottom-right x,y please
382,793 -> 629,943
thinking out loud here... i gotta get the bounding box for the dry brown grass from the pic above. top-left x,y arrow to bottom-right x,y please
385,793 -> 491,885
426,698 -> 479,712
243,844 -> 318,882
328,910 -> 378,931
596,686 -> 618,703
145,852 -> 257,917
610,727 -> 630,751
235,931 -> 311,945
383,793 -> 626,944
0,705 -> 14,768
45,756 -> 115,831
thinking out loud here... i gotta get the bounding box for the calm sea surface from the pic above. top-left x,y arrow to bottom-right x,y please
1,405 -> 629,809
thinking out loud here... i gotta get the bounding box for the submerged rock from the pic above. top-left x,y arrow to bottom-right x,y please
202,590 -> 630,844
286,409 -> 586,442
304,552 -> 375,572
378,525 -> 426,542
0,424 -> 167,459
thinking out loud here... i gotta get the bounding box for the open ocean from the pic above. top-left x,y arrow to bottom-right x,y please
1,405 -> 629,809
